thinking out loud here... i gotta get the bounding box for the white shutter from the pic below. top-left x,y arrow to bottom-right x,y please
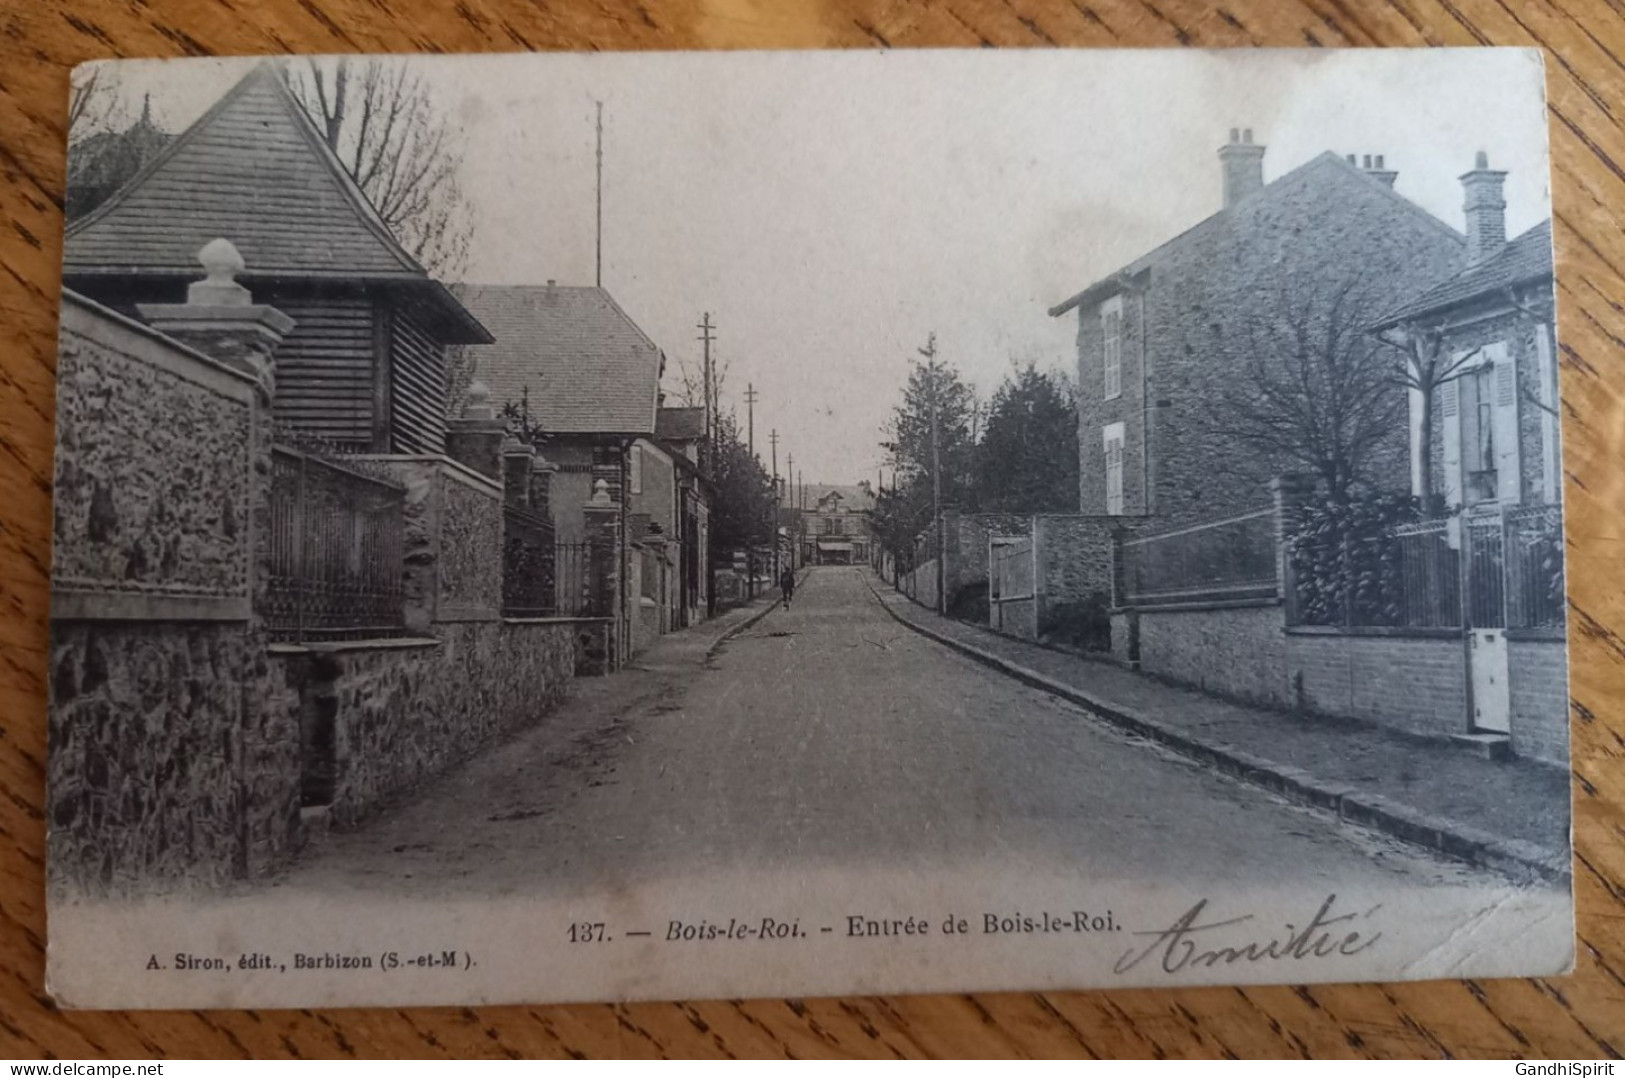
1103,422 -> 1125,515
1534,324 -> 1559,502
1440,377 -> 1462,509
1491,342 -> 1521,504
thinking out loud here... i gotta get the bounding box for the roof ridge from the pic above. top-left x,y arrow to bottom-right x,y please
67,60 -> 426,279
66,62 -> 274,241
1049,148 -> 1463,318
266,62 -> 425,277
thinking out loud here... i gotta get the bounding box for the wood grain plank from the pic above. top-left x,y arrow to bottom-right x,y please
2,0 -> 1623,1059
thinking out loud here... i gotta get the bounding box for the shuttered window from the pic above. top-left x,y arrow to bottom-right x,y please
1101,296 -> 1123,401
1103,421 -> 1125,515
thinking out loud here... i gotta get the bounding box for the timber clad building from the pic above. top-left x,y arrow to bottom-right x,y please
64,65 -> 492,453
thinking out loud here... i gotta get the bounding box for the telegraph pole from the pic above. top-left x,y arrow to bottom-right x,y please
744,383 -> 759,459
769,429 -> 781,583
786,452 -> 795,569
595,100 -> 604,289
697,313 -> 716,458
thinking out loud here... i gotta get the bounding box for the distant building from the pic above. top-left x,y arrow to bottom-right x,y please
453,283 -> 710,654
800,483 -> 875,566
1049,130 -> 1466,526
1370,158 -> 1558,512
66,96 -> 171,220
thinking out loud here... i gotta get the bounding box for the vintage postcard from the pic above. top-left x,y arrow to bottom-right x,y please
47,47 -> 1570,1008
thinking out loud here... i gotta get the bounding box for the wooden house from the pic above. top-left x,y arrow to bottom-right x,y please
62,63 -> 490,454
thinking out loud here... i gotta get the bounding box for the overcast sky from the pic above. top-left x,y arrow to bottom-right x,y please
95,48 -> 1550,485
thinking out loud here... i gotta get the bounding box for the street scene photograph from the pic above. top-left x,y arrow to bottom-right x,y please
45,48 -> 1572,1007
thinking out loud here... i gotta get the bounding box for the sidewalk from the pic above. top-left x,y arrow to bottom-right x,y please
865,571 -> 1570,884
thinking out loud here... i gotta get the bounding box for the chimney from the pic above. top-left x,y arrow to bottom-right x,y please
1360,152 -> 1398,188
1218,127 -> 1266,209
1461,150 -> 1508,266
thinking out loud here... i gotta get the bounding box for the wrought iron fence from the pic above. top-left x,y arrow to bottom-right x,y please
267,445 -> 406,641
1286,504 -> 1564,630
556,540 -> 608,617
502,504 -> 556,617
1501,503 -> 1565,629
1120,507 -> 1278,607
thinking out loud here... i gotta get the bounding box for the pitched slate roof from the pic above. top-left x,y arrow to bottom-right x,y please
656,406 -> 706,442
803,484 -> 877,512
453,284 -> 663,436
66,64 -> 424,279
1049,151 -> 1463,318
1370,220 -> 1554,329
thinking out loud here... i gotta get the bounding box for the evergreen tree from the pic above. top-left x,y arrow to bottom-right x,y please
972,364 -> 1079,513
876,334 -> 980,565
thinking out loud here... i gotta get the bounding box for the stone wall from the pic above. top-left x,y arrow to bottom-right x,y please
49,294 -> 305,896
1285,627 -> 1469,738
1032,514 -> 1117,631
1137,603 -> 1290,708
272,620 -> 578,824
52,295 -> 252,617
1509,634 -> 1569,765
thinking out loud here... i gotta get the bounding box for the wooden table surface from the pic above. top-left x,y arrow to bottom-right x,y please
2,0 -> 1622,1060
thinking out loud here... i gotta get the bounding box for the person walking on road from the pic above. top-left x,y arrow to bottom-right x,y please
779,566 -> 796,609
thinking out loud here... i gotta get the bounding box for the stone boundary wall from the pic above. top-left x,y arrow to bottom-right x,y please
1508,634 -> 1570,765
1136,603 -> 1291,708
48,294 -> 303,895
1285,627 -> 1468,739
270,619 -> 579,824
1032,514 -> 1118,635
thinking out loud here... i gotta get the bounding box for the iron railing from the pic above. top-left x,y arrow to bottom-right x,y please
556,540 -> 609,617
1285,504 -> 1564,630
267,445 -> 406,641
1499,504 -> 1565,629
1120,507 -> 1278,607
502,504 -> 557,617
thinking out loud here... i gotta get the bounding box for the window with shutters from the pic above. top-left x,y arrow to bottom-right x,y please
1103,422 -> 1125,515
1101,296 -> 1123,400
1461,363 -> 1497,505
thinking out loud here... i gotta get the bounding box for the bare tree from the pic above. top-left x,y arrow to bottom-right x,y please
1203,275 -> 1406,506
1373,323 -> 1479,510
286,58 -> 472,279
68,66 -> 120,144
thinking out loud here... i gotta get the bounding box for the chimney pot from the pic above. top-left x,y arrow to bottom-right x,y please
1461,150 -> 1508,265
1218,128 -> 1266,209
1243,128 -> 1253,143
546,278 -> 556,287
1362,154 -> 1372,168
1375,154 -> 1384,169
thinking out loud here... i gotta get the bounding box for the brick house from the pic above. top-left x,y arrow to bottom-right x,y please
453,283 -> 709,657
1049,130 -> 1466,528
1366,157 -> 1564,764
63,64 -> 492,454
1369,159 -> 1559,514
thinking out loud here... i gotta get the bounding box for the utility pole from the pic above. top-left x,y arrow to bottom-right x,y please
769,429 -> 781,583
744,383 -> 759,459
787,452 -> 795,569
920,332 -> 945,614
595,100 -> 604,289
697,313 -> 716,460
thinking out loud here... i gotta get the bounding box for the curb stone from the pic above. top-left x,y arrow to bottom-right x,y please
862,572 -> 1569,887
